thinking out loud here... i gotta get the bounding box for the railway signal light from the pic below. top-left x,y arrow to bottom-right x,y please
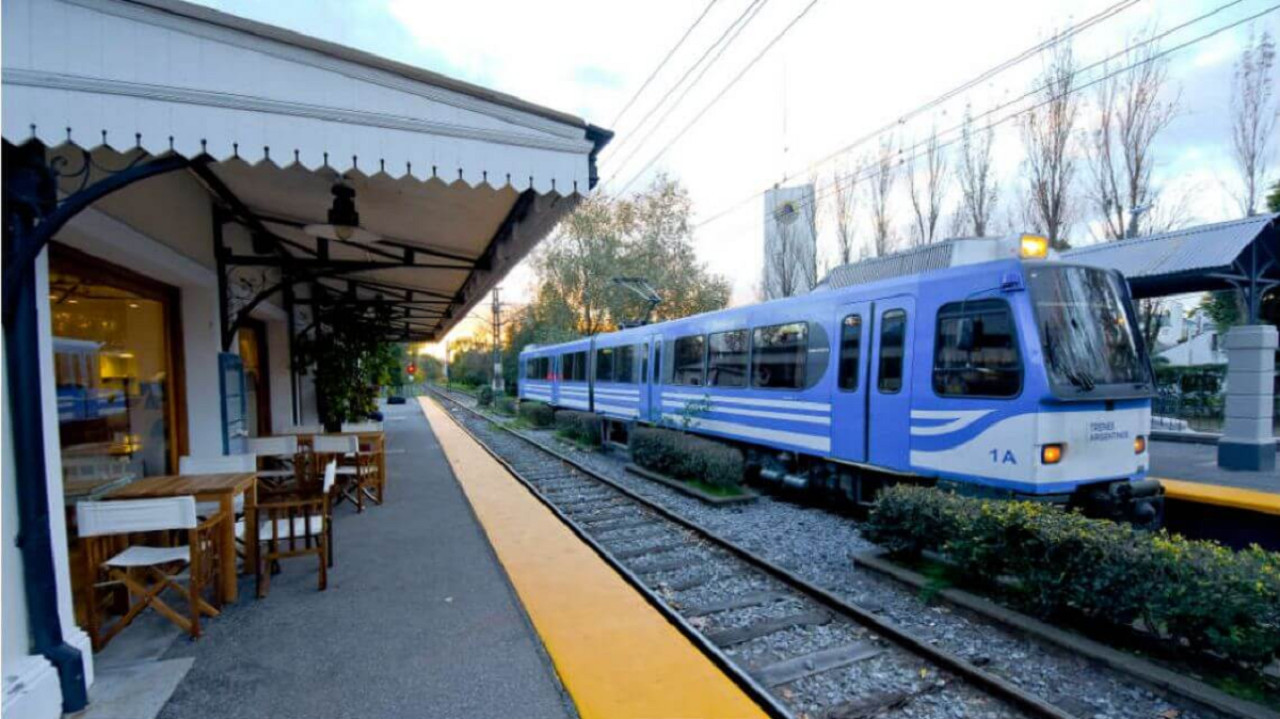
407,362 -> 417,375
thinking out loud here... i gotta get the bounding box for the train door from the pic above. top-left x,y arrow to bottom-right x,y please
867,297 -> 915,470
830,302 -> 870,462
644,336 -> 662,424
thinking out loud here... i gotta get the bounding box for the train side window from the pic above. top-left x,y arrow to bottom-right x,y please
655,340 -> 663,384
596,347 -> 615,382
672,335 -> 706,386
877,310 -> 907,393
838,315 -> 862,391
752,322 -> 807,389
933,299 -> 1022,397
616,345 -> 635,384
639,343 -> 649,384
708,330 -> 748,387
564,351 -> 587,382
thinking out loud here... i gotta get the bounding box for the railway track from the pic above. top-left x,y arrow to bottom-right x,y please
429,389 -> 1077,719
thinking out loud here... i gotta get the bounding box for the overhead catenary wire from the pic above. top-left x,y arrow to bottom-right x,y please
695,0 -> 1266,234
609,0 -> 722,128
604,0 -> 770,163
607,0 -> 772,180
613,0 -> 825,195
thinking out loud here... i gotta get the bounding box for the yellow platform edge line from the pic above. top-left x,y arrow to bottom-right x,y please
419,397 -> 769,719
1157,478 -> 1280,516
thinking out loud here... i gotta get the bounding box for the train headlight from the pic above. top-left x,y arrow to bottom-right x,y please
1134,435 -> 1146,454
1040,443 -> 1064,465
1020,234 -> 1049,258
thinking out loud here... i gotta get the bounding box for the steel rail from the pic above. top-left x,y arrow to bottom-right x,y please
429,388 -> 1074,719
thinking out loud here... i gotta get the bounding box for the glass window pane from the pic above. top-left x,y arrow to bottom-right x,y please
838,315 -> 862,391
708,330 -> 749,387
640,343 -> 649,384
877,310 -> 907,393
616,345 -> 635,384
596,347 -> 615,382
751,323 -> 807,389
933,300 -> 1022,397
672,335 -> 706,386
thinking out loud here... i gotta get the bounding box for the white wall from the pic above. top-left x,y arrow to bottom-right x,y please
1158,331 -> 1227,367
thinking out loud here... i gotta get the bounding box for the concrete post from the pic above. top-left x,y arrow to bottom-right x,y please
1217,324 -> 1278,472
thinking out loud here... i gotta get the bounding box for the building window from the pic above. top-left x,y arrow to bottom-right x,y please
672,335 -> 706,386
752,322 -> 808,389
595,347 -> 615,382
877,310 -> 907,393
49,244 -> 183,501
838,314 -> 862,391
708,330 -> 749,387
933,300 -> 1022,397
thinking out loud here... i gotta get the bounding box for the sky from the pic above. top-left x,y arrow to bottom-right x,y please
192,0 -> 1278,353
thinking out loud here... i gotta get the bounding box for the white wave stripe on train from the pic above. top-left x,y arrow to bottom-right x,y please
661,400 -> 830,426
662,414 -> 830,452
908,410 -> 994,437
594,388 -> 640,397
595,403 -> 639,417
559,398 -> 590,409
662,392 -> 830,412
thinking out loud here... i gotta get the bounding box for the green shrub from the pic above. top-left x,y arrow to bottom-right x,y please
517,400 -> 555,428
631,427 -> 744,489
864,485 -> 1280,667
476,385 -> 494,407
554,410 -> 601,446
494,396 -> 517,415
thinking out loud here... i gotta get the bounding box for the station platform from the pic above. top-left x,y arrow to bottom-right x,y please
1149,439 -> 1278,495
146,398 -> 763,719
1149,440 -> 1278,551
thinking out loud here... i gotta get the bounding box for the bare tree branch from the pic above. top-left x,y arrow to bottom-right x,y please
1021,40 -> 1081,250
958,106 -> 998,237
829,162 -> 861,265
906,125 -> 950,246
1230,28 -> 1277,216
868,136 -> 897,257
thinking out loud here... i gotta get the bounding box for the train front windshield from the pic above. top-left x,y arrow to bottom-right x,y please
1027,265 -> 1152,398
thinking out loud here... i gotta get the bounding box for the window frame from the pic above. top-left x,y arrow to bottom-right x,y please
750,321 -> 809,391
876,309 -> 908,394
837,314 -> 863,393
931,298 -> 1024,400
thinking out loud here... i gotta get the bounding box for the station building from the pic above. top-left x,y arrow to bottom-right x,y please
1,0 -> 608,715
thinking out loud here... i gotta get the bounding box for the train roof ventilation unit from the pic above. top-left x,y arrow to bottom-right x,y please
815,234 -> 1049,292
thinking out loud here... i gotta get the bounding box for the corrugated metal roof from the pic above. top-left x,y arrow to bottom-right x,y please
1061,213 -> 1278,279
820,242 -> 956,290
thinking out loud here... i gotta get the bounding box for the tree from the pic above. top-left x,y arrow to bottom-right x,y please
958,107 -> 998,237
1021,41 -> 1080,250
764,183 -> 819,298
1086,29 -> 1179,241
528,174 -> 730,335
868,136 -> 897,256
906,126 -> 949,246
1229,29 -> 1277,216
829,162 -> 862,265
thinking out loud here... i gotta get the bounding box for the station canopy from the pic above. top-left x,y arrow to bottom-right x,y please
1061,213 -> 1279,301
2,0 -> 610,342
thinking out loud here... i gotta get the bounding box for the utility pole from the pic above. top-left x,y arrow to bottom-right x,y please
491,287 -> 504,394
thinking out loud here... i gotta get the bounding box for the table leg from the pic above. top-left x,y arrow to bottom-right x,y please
245,483 -> 258,597
218,495 -> 238,603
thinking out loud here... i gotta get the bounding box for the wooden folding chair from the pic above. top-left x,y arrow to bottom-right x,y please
312,435 -> 378,512
246,435 -> 302,492
256,461 -> 337,598
179,454 -> 255,518
77,496 -> 223,650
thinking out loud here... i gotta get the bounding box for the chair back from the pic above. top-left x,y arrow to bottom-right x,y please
322,461 -> 337,494
312,435 -> 360,454
77,497 -> 198,537
179,454 -> 255,474
341,421 -> 383,433
289,424 -> 325,435
246,435 -> 299,457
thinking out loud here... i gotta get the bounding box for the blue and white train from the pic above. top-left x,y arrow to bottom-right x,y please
519,234 -> 1164,525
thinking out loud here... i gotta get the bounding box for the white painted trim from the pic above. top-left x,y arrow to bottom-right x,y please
662,392 -> 830,412
661,414 -> 830,452
4,69 -> 592,155
909,410 -> 994,437
661,400 -> 830,425
1,655 -> 62,719
595,403 -> 639,417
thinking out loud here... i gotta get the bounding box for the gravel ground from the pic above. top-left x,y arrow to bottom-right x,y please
447,395 -> 1224,719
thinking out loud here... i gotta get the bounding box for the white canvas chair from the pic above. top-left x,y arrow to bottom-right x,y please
179,454 -> 255,517
340,420 -> 383,433
289,424 -> 325,435
312,435 -> 377,512
246,435 -> 300,488
77,496 -> 222,649
256,461 -> 337,598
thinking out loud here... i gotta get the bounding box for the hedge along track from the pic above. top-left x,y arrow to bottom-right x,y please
430,389 -> 1074,719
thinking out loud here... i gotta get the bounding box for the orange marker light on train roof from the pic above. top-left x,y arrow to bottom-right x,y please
1040,444 -> 1064,465
1020,234 -> 1049,259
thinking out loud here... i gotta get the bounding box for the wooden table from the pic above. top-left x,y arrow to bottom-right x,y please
105,472 -> 257,604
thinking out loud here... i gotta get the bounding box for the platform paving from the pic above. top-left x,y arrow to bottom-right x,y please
1149,440 -> 1278,493
155,402 -> 575,719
